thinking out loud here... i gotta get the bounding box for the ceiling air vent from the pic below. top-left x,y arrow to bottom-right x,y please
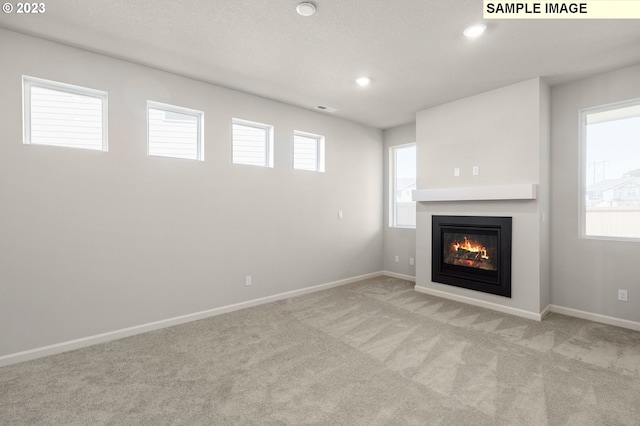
315,105 -> 338,113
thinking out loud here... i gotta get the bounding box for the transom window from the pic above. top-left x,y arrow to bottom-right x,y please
23,76 -> 108,151
147,101 -> 203,161
293,131 -> 325,172
232,119 -> 274,167
581,98 -> 640,240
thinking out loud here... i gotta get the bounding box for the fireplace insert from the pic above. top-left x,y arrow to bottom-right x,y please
432,215 -> 512,297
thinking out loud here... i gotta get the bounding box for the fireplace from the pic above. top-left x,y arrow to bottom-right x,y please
432,215 -> 512,297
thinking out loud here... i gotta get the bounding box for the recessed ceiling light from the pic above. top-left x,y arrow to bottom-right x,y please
463,23 -> 487,39
355,76 -> 372,87
296,2 -> 316,17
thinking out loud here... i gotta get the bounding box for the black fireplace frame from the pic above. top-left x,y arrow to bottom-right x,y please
432,215 -> 512,298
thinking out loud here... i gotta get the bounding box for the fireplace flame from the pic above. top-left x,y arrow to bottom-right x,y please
452,237 -> 489,260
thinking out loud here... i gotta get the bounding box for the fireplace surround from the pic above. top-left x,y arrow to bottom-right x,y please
432,215 -> 512,297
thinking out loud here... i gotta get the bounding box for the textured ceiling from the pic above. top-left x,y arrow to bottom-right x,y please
1,0 -> 640,129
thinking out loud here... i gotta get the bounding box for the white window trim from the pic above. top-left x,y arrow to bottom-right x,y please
579,97 -> 640,242
147,100 -> 204,161
390,142 -> 416,229
22,75 -> 108,151
232,118 -> 274,168
293,130 -> 325,172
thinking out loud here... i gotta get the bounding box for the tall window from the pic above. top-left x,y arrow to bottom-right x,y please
23,76 -> 108,151
390,143 -> 416,228
581,99 -> 640,240
147,101 -> 203,160
232,119 -> 273,167
293,131 -> 325,172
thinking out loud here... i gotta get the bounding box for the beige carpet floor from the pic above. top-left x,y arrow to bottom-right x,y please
1,276 -> 640,425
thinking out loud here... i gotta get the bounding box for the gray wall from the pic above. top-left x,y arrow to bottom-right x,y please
550,63 -> 640,323
0,30 -> 383,357
383,123 -> 416,277
415,78 -> 550,316
539,81 -> 552,310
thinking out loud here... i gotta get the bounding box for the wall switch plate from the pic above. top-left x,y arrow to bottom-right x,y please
472,166 -> 479,176
409,257 -> 415,266
394,255 -> 399,263
338,210 -> 343,219
454,168 -> 460,177
245,276 -> 252,286
618,289 -> 628,302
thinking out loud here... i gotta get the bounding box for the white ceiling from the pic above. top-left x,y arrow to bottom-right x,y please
2,0 -> 640,129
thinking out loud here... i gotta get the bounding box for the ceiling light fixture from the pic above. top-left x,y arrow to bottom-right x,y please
296,2 -> 316,17
463,23 -> 487,39
356,76 -> 372,87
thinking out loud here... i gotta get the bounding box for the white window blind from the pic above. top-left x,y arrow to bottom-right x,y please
293,131 -> 325,172
23,76 -> 107,151
232,119 -> 273,167
148,101 -> 203,161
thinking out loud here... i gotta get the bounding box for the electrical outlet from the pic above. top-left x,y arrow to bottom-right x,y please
245,275 -> 252,286
454,168 -> 460,177
472,166 -> 479,176
338,210 -> 343,219
394,255 -> 399,263
618,289 -> 628,302
409,257 -> 415,266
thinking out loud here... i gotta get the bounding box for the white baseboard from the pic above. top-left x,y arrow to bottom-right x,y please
411,286 -> 640,331
7,273 -> 636,368
0,271 -> 383,368
382,271 -> 416,282
540,304 -> 552,320
413,284 -> 544,321
547,304 -> 640,331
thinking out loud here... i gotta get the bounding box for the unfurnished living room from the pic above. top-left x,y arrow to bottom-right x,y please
1,1 -> 640,424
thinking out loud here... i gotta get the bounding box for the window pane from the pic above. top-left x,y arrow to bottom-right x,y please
28,83 -> 105,151
293,131 -> 324,172
294,134 -> 319,171
584,102 -> 640,239
232,121 -> 270,167
148,105 -> 201,160
393,144 -> 416,228
164,111 -> 197,123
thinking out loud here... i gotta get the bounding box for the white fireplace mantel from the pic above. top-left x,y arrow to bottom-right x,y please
412,184 -> 537,202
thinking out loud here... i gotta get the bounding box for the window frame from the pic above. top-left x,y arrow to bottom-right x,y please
22,75 -> 108,151
579,97 -> 640,242
389,142 -> 417,229
147,100 -> 204,161
231,118 -> 274,168
293,130 -> 325,172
